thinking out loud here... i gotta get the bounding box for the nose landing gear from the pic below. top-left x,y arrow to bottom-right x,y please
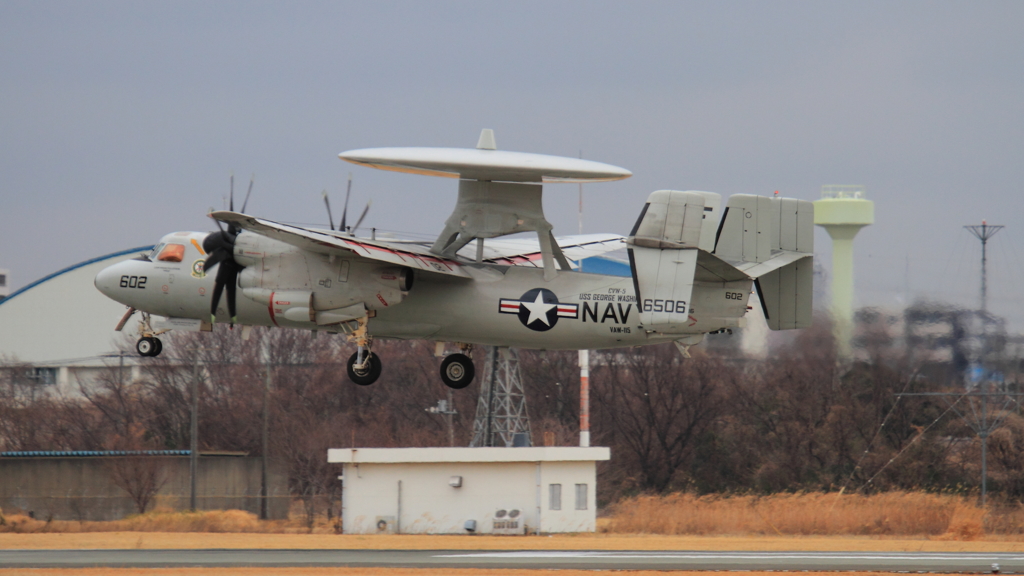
136,336 -> 163,357
134,312 -> 165,357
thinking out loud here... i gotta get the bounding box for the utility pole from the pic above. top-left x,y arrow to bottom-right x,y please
578,150 -> 584,236
577,154 -> 591,448
900,387 -> 1023,507
446,388 -> 454,447
426,389 -> 458,447
579,350 -> 590,447
261,340 -> 271,520
189,349 -> 200,512
964,221 -> 1004,314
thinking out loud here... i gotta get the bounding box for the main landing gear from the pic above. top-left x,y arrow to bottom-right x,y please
340,314 -> 476,390
347,350 -> 382,386
440,353 -> 475,389
343,314 -> 383,386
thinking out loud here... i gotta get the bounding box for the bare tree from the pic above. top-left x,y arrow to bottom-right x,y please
106,453 -> 168,514
593,345 -> 728,493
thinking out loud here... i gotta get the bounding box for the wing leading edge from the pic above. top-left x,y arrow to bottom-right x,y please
210,211 -> 472,279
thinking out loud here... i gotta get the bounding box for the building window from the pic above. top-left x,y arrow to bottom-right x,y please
549,483 -> 561,510
27,367 -> 57,386
575,483 -> 588,510
0,273 -> 6,287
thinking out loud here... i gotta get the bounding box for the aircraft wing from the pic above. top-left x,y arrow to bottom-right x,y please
210,211 -> 472,279
467,234 -> 626,267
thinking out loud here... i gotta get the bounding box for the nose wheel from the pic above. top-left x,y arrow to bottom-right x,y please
134,312 -> 165,357
440,353 -> 475,389
136,336 -> 163,357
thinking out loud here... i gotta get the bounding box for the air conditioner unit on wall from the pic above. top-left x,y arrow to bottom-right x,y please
491,508 -> 525,535
374,515 -> 396,534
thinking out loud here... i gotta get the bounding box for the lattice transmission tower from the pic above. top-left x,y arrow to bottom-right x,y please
964,221 -> 1004,313
470,347 -> 532,447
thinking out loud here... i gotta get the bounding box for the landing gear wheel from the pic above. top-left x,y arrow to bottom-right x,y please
440,353 -> 475,389
136,337 -> 159,357
347,351 -> 382,386
151,338 -> 163,357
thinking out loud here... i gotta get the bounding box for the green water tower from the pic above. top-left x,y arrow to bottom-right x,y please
814,185 -> 874,358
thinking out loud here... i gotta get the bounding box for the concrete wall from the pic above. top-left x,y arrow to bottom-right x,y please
0,455 -> 289,520
341,459 -> 597,534
538,460 -> 597,532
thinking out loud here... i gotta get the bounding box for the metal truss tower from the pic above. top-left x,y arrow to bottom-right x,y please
901,385 -> 1024,506
964,221 -> 1004,314
470,347 -> 532,447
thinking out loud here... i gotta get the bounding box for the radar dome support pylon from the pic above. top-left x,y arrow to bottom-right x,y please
338,129 -> 632,281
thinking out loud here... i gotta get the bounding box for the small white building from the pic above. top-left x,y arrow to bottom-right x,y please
327,447 -> 610,534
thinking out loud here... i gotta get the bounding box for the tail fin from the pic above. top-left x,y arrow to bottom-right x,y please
713,194 -> 814,330
628,190 -> 813,333
627,190 -> 720,332
754,258 -> 814,330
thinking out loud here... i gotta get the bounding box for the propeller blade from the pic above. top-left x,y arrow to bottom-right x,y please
322,190 -> 335,230
220,261 -> 241,323
209,209 -> 225,233
240,174 -> 254,213
340,172 -> 352,232
204,183 -> 246,326
209,261 -> 241,322
352,200 -> 372,235
202,249 -> 230,273
202,229 -> 233,253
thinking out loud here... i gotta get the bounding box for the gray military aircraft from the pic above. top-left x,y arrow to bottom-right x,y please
95,130 -> 814,388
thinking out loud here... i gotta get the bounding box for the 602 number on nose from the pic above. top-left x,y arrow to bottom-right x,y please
120,275 -> 147,289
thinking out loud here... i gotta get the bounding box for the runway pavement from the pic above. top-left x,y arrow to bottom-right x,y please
0,548 -> 1020,571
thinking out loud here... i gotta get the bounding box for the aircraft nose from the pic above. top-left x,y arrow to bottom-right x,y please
94,262 -> 125,300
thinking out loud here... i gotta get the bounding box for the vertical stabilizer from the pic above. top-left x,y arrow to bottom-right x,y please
628,190 -> 720,332
713,194 -> 814,330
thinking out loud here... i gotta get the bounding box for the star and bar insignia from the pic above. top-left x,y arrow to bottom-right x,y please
499,288 -> 578,332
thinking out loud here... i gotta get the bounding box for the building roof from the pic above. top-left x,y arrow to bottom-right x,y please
0,450 -> 190,458
327,447 -> 611,464
0,247 -> 152,365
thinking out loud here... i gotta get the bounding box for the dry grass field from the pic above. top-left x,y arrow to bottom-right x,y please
0,494 -> 1013,576
606,491 -> 1024,538
4,491 -> 1024,558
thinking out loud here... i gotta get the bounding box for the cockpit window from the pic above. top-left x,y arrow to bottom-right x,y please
148,243 -> 165,260
156,244 -> 185,262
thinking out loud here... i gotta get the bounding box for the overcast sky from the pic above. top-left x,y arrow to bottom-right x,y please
3,1 -> 1023,329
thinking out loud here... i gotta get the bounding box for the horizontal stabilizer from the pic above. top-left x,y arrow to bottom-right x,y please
630,190 -> 721,252
714,195 -> 813,263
